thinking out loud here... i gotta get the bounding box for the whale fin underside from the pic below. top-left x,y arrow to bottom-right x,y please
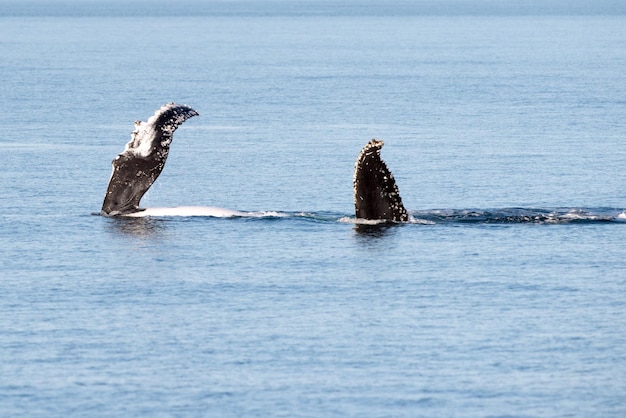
101,103 -> 199,216
353,139 -> 408,222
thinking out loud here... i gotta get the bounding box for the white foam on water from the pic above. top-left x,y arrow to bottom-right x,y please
123,207 -> 296,218
338,217 -> 394,225
125,206 -> 247,218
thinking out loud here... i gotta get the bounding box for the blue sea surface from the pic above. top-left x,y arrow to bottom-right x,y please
1,0 -> 626,416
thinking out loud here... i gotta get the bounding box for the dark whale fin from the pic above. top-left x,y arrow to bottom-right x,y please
353,139 -> 408,222
101,103 -> 199,216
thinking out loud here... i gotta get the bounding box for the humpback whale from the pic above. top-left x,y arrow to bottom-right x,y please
101,103 -> 198,217
353,139 -> 408,222
99,106 -> 624,224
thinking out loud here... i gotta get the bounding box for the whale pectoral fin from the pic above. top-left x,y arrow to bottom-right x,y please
353,139 -> 408,222
101,103 -> 199,216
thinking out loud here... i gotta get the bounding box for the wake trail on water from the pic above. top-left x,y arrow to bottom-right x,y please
409,208 -> 626,225
113,206 -> 626,225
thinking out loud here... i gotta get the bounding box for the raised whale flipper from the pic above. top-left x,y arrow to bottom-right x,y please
353,139 -> 408,222
101,103 -> 199,216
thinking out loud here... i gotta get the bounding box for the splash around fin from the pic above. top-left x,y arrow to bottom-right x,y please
101,103 -> 199,217
353,139 -> 408,222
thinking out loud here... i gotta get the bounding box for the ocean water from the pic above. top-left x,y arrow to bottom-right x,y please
1,0 -> 626,416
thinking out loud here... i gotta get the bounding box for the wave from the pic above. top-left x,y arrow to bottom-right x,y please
114,206 -> 626,225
